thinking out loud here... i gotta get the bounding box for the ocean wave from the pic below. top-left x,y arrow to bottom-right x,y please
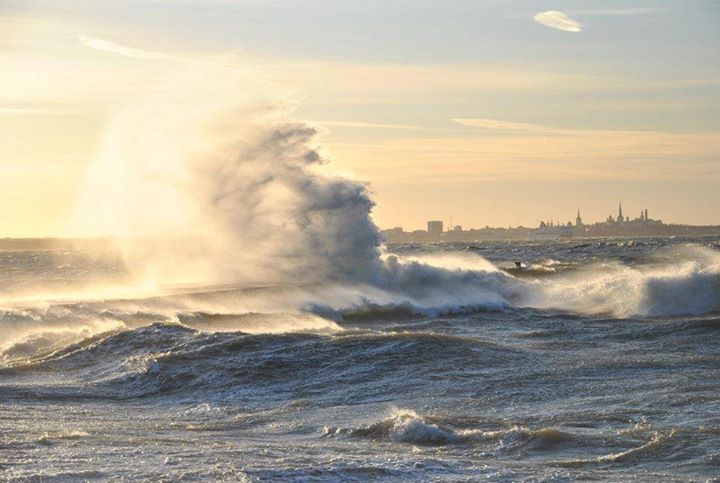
323,245 -> 720,319
337,300 -> 503,320
36,430 -> 90,446
323,410 -> 581,450
173,311 -> 342,334
558,430 -> 677,466
336,244 -> 720,319
521,245 -> 720,317
0,324 -> 521,400
1,244 -> 718,349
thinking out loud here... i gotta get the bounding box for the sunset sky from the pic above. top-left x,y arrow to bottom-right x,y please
2,0 -> 719,236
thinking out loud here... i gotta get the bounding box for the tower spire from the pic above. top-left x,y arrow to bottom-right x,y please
618,202 -> 624,223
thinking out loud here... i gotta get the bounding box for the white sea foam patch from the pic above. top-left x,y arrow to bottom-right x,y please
521,245 -> 720,318
0,314 -> 126,364
357,244 -> 720,319
36,430 -> 90,445
173,311 -> 342,334
354,256 -> 513,315
324,408 -> 582,449
389,251 -> 499,273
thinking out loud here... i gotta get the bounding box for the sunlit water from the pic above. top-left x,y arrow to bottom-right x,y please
1,237 -> 719,481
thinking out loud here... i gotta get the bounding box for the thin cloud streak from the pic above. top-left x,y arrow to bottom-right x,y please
451,118 -> 695,137
329,129 -> 720,184
569,8 -> 661,16
78,36 -> 170,60
0,106 -> 65,115
315,120 -> 424,130
452,118 -> 544,131
533,11 -> 582,33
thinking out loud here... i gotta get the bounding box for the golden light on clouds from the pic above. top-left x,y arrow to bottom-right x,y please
77,36 -> 171,60
327,129 -> 720,183
0,4 -> 718,234
533,11 -> 583,32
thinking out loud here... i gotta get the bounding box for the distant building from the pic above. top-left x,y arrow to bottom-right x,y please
427,220 -> 444,239
379,201 -> 712,243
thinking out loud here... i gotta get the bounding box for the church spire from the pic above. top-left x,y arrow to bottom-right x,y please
618,202 -> 624,223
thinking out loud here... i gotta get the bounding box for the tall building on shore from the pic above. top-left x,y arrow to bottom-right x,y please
427,220 -> 444,239
575,209 -> 583,228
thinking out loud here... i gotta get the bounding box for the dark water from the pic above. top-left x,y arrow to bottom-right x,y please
1,237 -> 719,481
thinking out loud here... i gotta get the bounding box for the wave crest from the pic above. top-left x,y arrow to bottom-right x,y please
324,409 -> 579,449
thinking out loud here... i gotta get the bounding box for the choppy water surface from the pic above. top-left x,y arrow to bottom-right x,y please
1,237 -> 719,481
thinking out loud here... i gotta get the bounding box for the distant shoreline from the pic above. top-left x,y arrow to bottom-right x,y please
381,225 -> 720,243
1,230 -> 719,251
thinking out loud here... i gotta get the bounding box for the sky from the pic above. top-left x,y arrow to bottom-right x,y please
1,0 -> 719,236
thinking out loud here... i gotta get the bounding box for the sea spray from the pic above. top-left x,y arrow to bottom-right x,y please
521,244 -> 720,317
65,67 -> 720,320
71,70 -> 383,287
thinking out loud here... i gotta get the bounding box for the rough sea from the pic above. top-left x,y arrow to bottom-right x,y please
1,236 -> 719,481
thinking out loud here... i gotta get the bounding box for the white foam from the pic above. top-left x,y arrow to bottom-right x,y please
48,64 -> 720,320
520,245 -> 720,317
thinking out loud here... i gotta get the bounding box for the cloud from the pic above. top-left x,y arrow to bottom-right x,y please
78,36 -> 170,60
533,11 -> 582,32
451,117 -> 693,138
315,120 -> 423,130
452,118 -> 546,131
569,8 -> 660,16
329,127 -> 720,184
0,106 -> 65,115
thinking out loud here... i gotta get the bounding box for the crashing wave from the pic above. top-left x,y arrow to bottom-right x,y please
324,409 -> 580,449
1,66 -> 718,369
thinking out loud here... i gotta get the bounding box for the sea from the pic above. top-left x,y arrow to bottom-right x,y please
1,236 -> 719,481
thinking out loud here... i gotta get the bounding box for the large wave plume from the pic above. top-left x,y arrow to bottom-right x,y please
57,68 -> 720,323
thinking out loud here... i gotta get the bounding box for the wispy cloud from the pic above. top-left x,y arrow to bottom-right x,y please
451,117 -> 678,137
0,106 -> 65,115
78,36 -> 170,60
330,124 -> 720,184
568,8 -> 660,16
533,11 -> 582,33
452,118 -> 546,131
315,120 -> 423,130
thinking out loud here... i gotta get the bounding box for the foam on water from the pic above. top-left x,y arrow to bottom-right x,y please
1,62 -> 719,483
0,67 -> 711,336
325,409 -> 584,450
1,242 -> 718,361
521,244 -> 720,317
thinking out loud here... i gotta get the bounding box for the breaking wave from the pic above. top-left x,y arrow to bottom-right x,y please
519,244 -> 720,318
324,409 -> 582,449
558,430 -> 678,467
1,67 -> 719,369
63,67 -> 718,321
0,323 -> 521,400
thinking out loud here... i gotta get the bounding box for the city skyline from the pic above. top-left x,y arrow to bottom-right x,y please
2,3 -> 720,481
384,201 -> 675,232
380,200 -> 719,243
1,1 -> 719,236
